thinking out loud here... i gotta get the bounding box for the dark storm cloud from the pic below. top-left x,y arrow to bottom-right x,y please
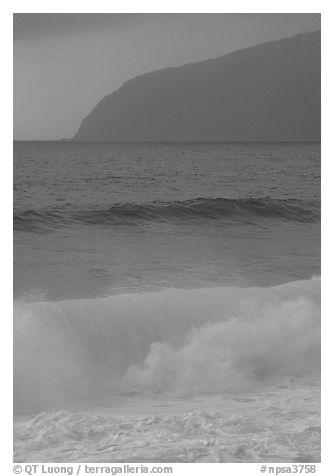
13,13 -> 153,42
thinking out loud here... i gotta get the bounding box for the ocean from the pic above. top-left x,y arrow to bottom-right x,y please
13,141 -> 320,463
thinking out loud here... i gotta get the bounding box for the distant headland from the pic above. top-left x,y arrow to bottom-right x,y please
73,31 -> 320,142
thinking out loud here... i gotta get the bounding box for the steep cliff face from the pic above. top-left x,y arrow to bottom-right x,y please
74,31 -> 320,142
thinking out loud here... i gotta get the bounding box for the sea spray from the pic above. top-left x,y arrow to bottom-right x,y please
123,298 -> 320,394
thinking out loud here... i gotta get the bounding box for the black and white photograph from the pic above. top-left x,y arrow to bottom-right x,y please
13,11 -> 321,465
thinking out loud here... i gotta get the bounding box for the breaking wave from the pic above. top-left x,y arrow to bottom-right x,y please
14,197 -> 320,232
14,279 -> 320,414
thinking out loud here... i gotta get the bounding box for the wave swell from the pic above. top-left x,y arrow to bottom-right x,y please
14,279 -> 320,414
14,198 -> 320,232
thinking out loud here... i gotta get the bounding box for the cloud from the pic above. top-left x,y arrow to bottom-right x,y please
13,13 -> 153,42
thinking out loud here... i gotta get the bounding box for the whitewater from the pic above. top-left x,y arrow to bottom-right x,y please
14,278 -> 320,462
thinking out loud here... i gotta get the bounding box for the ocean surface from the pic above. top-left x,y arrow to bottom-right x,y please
13,142 -> 321,462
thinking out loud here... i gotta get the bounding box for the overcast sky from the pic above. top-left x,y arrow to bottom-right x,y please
13,13 -> 321,140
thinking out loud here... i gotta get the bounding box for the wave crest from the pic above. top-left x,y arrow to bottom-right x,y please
14,198 -> 320,232
14,279 -> 320,413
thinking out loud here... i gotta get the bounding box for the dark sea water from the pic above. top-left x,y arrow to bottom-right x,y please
14,141 -> 320,300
